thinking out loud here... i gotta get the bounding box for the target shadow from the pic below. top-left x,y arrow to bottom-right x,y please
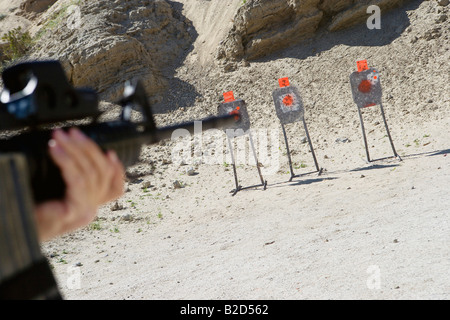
325,146 -> 449,176
229,183 -> 268,196
349,163 -> 399,173
266,171 -> 338,190
426,149 -> 450,157
244,146 -> 448,194
287,176 -> 338,187
392,148 -> 450,160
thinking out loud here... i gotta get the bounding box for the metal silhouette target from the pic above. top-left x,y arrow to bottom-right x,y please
350,66 -> 382,109
217,91 -> 267,196
218,91 -> 250,138
350,60 -> 401,163
272,78 -> 304,125
272,78 -> 321,181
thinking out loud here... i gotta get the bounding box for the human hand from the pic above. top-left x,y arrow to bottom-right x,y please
35,128 -> 125,242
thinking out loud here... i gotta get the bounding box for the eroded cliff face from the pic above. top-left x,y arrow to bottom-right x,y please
216,0 -> 413,62
3,0 -> 419,102
30,0 -> 194,103
18,0 -> 59,19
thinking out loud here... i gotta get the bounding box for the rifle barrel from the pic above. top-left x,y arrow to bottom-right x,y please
153,114 -> 236,142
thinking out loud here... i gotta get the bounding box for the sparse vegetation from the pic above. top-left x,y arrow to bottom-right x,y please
34,0 -> 82,41
294,162 -> 307,169
1,27 -> 33,61
111,227 -> 120,233
89,220 -> 102,231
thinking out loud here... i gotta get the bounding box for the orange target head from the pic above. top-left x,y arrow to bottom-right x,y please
278,77 -> 290,88
282,95 -> 294,107
358,79 -> 372,93
223,91 -> 235,103
357,60 -> 369,72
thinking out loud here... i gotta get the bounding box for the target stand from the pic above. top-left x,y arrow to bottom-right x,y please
218,91 -> 267,196
272,78 -> 321,182
350,60 -> 401,163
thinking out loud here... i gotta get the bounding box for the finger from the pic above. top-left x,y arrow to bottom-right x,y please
51,129 -> 124,205
102,150 -> 125,202
48,137 -> 98,227
68,128 -> 116,185
58,128 -> 113,198
48,136 -> 87,192
67,129 -> 119,203
52,129 -> 95,180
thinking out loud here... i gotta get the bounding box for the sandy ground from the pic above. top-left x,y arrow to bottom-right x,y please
1,0 -> 448,300
42,116 -> 450,300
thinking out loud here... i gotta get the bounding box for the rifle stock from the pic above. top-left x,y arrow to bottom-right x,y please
0,154 -> 61,299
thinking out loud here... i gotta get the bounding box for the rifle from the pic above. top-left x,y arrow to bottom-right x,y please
0,60 -> 237,299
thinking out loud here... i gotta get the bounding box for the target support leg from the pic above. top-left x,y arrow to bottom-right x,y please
281,124 -> 295,182
227,136 -> 241,196
358,107 -> 371,163
248,131 -> 267,190
380,103 -> 402,161
302,117 -> 320,173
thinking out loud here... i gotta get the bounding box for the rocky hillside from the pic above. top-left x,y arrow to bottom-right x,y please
216,0 -> 413,64
0,0 -> 448,150
28,0 -> 195,103
1,0 -> 195,104
2,0 -> 438,106
19,0 -> 58,19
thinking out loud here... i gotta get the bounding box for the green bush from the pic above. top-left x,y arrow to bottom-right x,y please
1,27 -> 33,61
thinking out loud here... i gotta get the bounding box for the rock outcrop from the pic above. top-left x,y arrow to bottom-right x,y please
216,0 -> 413,62
19,0 -> 58,19
329,0 -> 412,31
30,0 -> 194,103
216,0 -> 323,62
